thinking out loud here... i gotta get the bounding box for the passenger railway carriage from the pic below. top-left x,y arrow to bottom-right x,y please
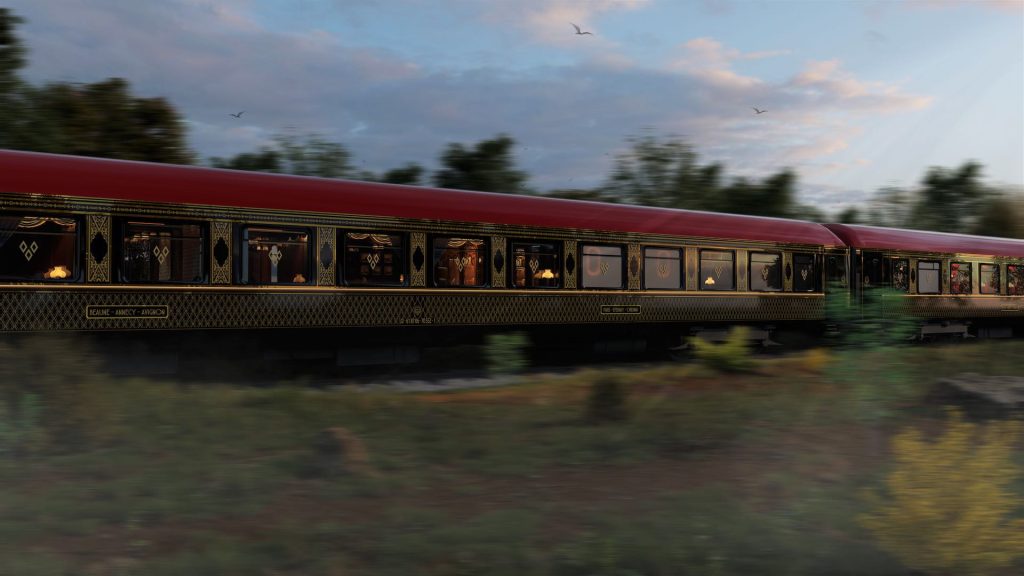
0,150 -> 1022,367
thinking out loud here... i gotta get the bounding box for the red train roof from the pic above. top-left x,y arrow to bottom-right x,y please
824,223 -> 1024,258
0,150 -> 843,247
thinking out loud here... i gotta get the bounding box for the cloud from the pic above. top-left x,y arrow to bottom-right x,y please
788,59 -> 932,112
472,0 -> 650,46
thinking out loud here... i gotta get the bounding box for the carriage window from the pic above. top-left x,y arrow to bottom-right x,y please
643,247 -> 682,290
241,226 -> 310,284
343,232 -> 406,286
700,250 -> 735,291
918,261 -> 940,294
793,254 -> 818,292
580,245 -> 624,289
1006,265 -> 1023,295
0,215 -> 78,282
511,240 -> 560,288
979,264 -> 1000,295
950,262 -> 971,295
433,237 -> 487,287
121,221 -> 205,283
826,254 -> 847,288
891,258 -> 909,292
749,252 -> 781,292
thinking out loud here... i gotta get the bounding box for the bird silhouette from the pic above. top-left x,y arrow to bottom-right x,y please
230,111 -> 245,118
571,23 -> 593,35
753,107 -> 766,114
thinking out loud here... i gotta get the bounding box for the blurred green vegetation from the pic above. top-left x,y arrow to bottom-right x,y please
689,325 -> 756,373
483,331 -> 530,377
0,336 -> 1021,575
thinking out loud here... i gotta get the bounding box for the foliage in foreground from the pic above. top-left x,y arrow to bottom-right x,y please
861,411 -> 1024,576
689,326 -> 755,373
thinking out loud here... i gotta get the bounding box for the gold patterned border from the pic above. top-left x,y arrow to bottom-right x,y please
410,232 -> 426,287
627,242 -> 641,291
564,241 -> 577,289
490,236 -> 506,288
736,250 -> 749,291
782,252 -> 794,291
685,247 -> 698,291
317,226 -> 337,286
210,220 -> 232,284
86,214 -> 111,283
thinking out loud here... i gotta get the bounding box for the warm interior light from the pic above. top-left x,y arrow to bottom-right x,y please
44,265 -> 70,279
704,276 -> 715,285
540,269 -> 555,279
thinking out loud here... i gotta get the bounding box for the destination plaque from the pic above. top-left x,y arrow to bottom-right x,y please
86,305 -> 169,320
600,305 -> 641,315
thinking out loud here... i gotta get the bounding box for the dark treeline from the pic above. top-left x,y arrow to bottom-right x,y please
1,8 -> 1020,237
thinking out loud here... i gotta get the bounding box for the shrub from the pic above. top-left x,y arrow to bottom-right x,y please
586,374 -> 629,424
689,326 -> 754,373
484,331 -> 529,377
860,411 -> 1024,576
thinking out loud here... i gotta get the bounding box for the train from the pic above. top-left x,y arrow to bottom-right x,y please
1,149 -> 1022,371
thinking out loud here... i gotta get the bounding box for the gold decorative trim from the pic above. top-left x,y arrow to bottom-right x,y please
410,232 -> 426,287
685,247 -> 698,291
210,220 -> 232,284
627,243 -> 641,291
317,226 -> 337,286
783,252 -> 794,292
564,241 -> 577,289
736,250 -> 748,291
491,236 -> 506,288
86,214 -> 111,283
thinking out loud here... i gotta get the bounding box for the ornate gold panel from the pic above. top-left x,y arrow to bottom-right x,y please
736,250 -> 748,291
86,214 -> 111,283
908,258 -> 917,294
317,226 -> 337,286
210,220 -> 232,285
491,236 -> 506,288
782,252 -> 794,291
410,232 -> 426,287
627,243 -> 641,291
685,248 -> 698,291
564,241 -> 577,289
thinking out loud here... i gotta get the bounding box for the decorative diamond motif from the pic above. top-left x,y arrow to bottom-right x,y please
268,245 -> 283,266
785,262 -> 793,280
367,253 -> 380,270
413,246 -> 424,271
566,253 -> 575,275
90,232 -> 108,265
19,241 -> 38,261
494,249 -> 504,273
529,258 -> 539,274
320,242 -> 334,269
153,245 -> 170,264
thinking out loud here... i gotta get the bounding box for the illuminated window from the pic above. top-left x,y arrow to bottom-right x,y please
0,214 -> 78,282
643,247 -> 682,290
1007,265 -> 1024,295
699,250 -> 735,291
343,232 -> 406,286
918,261 -> 940,294
891,258 -> 909,292
510,240 -> 560,288
120,220 -> 205,283
950,262 -> 971,294
240,226 -> 310,284
979,264 -> 1000,295
793,253 -> 818,292
749,252 -> 781,292
432,237 -> 487,287
580,245 -> 623,289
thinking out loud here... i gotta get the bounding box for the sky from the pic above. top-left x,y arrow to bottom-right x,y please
6,0 -> 1023,214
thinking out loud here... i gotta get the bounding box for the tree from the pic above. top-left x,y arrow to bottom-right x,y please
0,8 -> 27,148
210,134 -> 356,178
12,78 -> 194,164
602,135 -> 721,209
912,161 -> 988,233
379,163 -> 424,185
433,134 -> 528,193
969,194 -> 1024,239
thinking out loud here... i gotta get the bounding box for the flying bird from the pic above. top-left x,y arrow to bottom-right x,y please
230,111 -> 245,118
571,23 -> 593,35
753,107 -> 766,114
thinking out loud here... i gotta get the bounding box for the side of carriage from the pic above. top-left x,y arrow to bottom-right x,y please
0,150 -> 849,365
824,223 -> 1024,339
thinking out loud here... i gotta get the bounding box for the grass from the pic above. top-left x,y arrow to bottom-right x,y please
0,338 -> 1022,575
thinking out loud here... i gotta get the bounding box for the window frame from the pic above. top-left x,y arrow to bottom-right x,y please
979,263 -> 1000,295
792,253 -> 819,293
509,239 -> 562,289
117,218 -> 208,284
949,261 -> 972,295
642,246 -> 683,290
1007,264 -> 1024,296
237,224 -> 313,285
917,260 -> 941,294
699,249 -> 736,291
430,235 -> 490,288
579,243 -> 626,290
340,230 -> 408,287
0,213 -> 81,283
890,258 -> 910,293
748,251 -> 782,292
